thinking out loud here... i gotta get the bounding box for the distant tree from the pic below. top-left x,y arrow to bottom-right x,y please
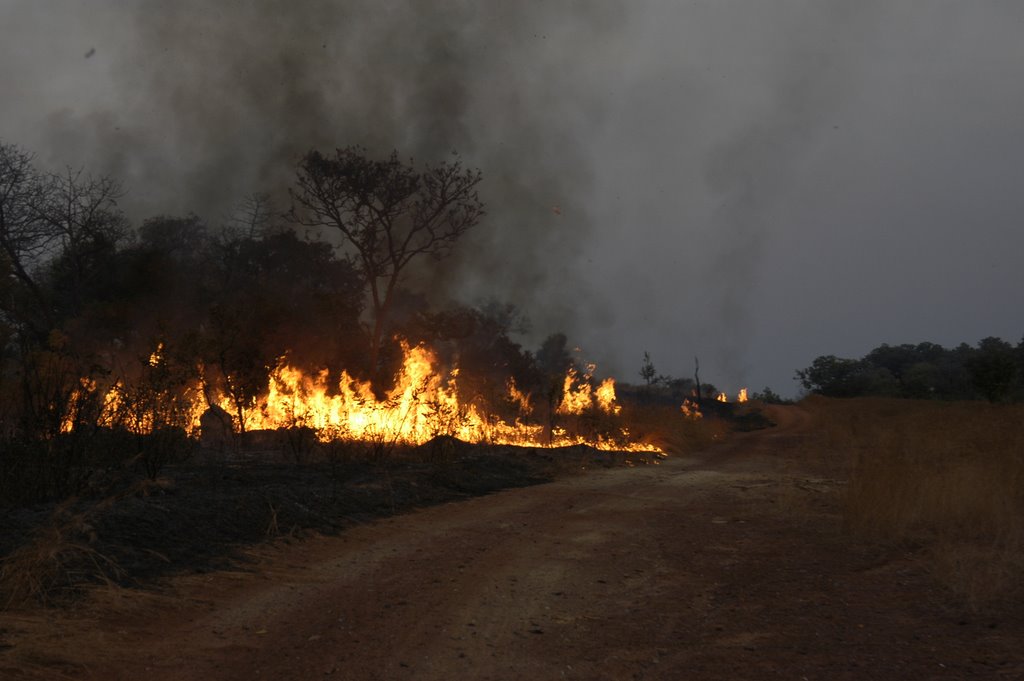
751,386 -> 789,404
226,192 -> 275,239
666,377 -> 696,400
798,338 -> 1024,402
1016,337 -> 1024,400
138,214 -> 209,259
535,333 -> 573,380
895,362 -> 937,399
699,382 -> 719,401
862,342 -> 951,398
0,142 -> 53,332
290,147 -> 484,375
639,351 -> 657,386
795,355 -> 895,398
966,337 -> 1018,403
40,170 -> 128,322
938,342 -> 980,400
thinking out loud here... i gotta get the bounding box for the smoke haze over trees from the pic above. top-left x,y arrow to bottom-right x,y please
3,1 -> 1023,397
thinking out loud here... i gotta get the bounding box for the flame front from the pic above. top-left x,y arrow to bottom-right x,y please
74,342 -> 661,453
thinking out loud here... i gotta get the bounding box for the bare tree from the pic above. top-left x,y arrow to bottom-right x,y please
37,167 -> 127,313
290,147 -> 484,374
226,191 -> 275,239
640,351 -> 657,386
1,142 -> 127,332
0,142 -> 51,324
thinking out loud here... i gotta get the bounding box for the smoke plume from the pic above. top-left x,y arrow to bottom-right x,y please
3,1 -> 627,342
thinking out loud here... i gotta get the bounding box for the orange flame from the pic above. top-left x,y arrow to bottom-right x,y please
506,378 -> 533,415
737,388 -> 749,403
556,364 -> 620,416
72,342 -> 661,453
680,399 -> 702,420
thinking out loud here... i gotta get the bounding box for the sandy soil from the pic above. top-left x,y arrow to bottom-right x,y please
2,405 -> 1022,680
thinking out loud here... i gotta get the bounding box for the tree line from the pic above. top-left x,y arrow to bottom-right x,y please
796,337 -> 1024,402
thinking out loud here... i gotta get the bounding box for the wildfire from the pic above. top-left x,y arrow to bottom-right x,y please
506,378 -> 533,415
714,388 -> 750,404
680,399 -> 702,420
679,386 -> 748,419
70,342 -> 661,453
557,365 -> 620,416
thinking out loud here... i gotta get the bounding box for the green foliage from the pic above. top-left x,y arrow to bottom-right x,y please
750,386 -> 790,404
798,337 -> 1024,402
967,337 -> 1019,402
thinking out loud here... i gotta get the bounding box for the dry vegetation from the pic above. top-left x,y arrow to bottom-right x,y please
622,403 -> 732,456
805,396 -> 1024,612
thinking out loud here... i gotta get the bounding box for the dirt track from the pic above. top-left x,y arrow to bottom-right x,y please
3,406 -> 1023,680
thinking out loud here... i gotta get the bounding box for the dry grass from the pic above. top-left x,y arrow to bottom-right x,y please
805,396 -> 1024,612
0,502 -> 124,609
622,403 -> 732,456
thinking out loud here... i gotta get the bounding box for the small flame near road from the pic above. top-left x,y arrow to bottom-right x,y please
715,389 -> 750,404
680,387 -> 748,419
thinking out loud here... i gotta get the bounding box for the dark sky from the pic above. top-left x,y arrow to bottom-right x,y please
3,1 -> 1023,396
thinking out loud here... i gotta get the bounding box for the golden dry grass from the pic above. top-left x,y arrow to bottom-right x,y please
622,403 -> 731,456
804,396 -> 1024,612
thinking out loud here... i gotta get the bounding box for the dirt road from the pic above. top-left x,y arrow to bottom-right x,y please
3,406 -> 1022,679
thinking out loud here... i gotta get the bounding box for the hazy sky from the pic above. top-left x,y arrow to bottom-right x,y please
2,1 -> 1023,396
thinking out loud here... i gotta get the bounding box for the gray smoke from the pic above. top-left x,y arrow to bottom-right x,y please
6,2 -> 1023,393
1,0 -> 626,341
700,2 -> 881,385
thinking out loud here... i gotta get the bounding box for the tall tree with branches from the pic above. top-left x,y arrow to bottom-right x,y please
290,147 -> 484,374
0,142 -> 51,329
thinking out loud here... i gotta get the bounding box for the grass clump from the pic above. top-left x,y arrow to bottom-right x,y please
0,502 -> 124,609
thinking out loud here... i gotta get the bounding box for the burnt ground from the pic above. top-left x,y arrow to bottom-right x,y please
0,438 -> 660,601
2,406 -> 1023,680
